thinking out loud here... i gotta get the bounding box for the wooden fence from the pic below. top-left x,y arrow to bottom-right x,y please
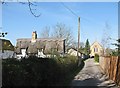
99,56 -> 120,86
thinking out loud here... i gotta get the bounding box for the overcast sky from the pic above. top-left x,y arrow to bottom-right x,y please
2,2 -> 118,49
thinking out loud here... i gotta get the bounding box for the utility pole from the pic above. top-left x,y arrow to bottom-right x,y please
77,17 -> 80,66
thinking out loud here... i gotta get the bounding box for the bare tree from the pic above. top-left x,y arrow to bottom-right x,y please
72,41 -> 84,49
101,22 -> 111,55
27,0 -> 41,17
40,26 -> 50,38
52,23 -> 74,49
1,0 -> 41,17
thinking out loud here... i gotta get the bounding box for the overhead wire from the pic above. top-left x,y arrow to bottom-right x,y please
60,2 -> 78,18
60,2 -> 104,27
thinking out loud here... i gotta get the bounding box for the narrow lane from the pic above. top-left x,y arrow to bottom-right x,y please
71,59 -> 118,87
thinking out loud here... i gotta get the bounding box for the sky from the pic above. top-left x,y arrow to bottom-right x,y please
2,2 -> 118,49
118,2 -> 120,39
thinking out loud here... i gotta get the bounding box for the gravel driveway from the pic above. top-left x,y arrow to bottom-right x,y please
71,58 -> 118,88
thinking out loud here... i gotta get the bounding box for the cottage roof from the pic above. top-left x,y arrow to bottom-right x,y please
16,38 -> 65,54
0,39 -> 14,51
17,38 -> 65,41
67,47 -> 83,54
27,43 -> 38,54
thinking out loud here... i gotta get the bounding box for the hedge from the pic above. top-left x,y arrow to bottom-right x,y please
2,55 -> 83,87
94,54 -> 99,63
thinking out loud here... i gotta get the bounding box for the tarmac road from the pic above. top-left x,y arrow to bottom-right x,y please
71,58 -> 118,88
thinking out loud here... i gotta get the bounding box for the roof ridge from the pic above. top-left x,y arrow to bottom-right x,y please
91,41 -> 103,48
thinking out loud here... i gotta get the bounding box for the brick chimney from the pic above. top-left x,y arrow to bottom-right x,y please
31,31 -> 37,42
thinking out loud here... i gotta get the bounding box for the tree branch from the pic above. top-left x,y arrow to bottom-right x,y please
2,0 -> 41,18
1,0 -> 6,4
28,0 -> 41,17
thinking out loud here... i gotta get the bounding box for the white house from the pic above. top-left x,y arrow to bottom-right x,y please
90,41 -> 103,56
68,48 -> 81,56
0,39 -> 14,59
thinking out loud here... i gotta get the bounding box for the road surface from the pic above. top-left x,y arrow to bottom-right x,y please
71,58 -> 118,87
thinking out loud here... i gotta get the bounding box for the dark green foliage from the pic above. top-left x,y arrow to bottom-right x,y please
111,51 -> 119,56
111,38 -> 120,56
84,39 -> 90,55
94,54 -> 99,62
1,39 -> 14,51
2,56 -> 83,87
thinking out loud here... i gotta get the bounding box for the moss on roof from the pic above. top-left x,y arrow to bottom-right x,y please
0,39 -> 14,51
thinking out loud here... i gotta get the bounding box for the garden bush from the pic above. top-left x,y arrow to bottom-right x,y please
94,54 -> 99,63
2,55 -> 83,87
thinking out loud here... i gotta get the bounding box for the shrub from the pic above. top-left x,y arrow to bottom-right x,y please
2,55 -> 82,87
111,51 -> 119,56
94,54 -> 99,63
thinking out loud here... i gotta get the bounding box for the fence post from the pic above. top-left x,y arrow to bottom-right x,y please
115,56 -> 119,85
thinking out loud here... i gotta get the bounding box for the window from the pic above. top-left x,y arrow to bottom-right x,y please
38,48 -> 42,52
94,47 -> 98,52
21,49 -> 26,56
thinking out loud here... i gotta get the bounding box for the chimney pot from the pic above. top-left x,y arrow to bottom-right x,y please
31,31 -> 37,42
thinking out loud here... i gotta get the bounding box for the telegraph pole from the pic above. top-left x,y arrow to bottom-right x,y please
77,17 -> 80,66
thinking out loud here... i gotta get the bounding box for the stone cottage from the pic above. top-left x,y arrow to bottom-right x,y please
15,31 -> 65,58
90,41 -> 103,56
0,39 -> 14,59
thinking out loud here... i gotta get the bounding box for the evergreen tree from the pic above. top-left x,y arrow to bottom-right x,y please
84,39 -> 90,55
112,39 -> 120,56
